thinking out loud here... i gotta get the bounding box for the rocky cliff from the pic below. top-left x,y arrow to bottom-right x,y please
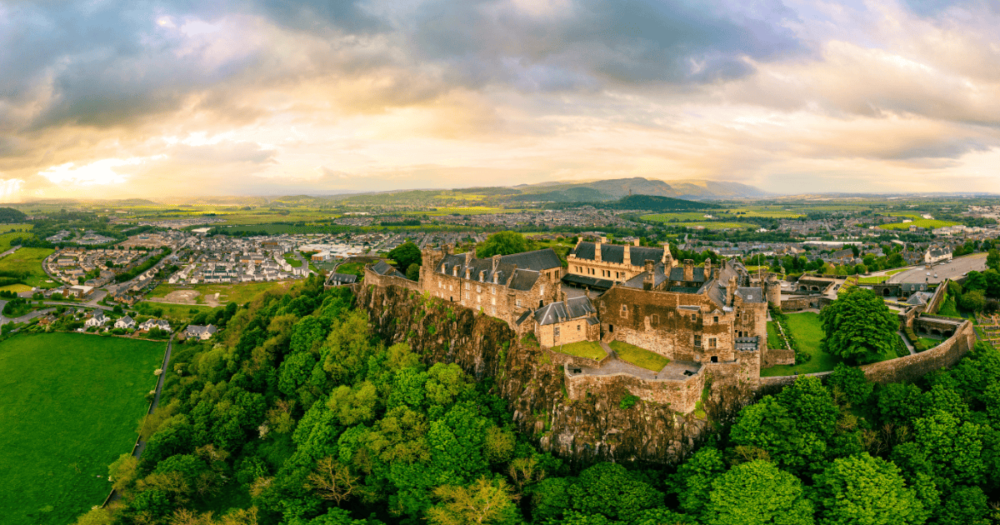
357,284 -> 750,465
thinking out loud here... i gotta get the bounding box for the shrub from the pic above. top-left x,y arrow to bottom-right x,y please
620,395 -> 640,410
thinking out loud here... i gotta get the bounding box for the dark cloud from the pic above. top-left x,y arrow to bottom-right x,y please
251,0 -> 384,34
406,0 -> 806,90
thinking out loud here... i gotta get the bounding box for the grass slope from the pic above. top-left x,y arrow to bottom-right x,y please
0,333 -> 164,525
761,312 -> 844,376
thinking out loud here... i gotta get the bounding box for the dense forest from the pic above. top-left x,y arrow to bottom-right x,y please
78,276 -> 1000,525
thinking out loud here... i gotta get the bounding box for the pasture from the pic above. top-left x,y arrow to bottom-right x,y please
0,333 -> 164,525
879,219 -> 958,230
0,247 -> 57,289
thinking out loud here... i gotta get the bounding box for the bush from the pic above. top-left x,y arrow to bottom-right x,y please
620,395 -> 640,410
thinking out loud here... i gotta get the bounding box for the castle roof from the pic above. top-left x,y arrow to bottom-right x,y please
736,287 -> 765,303
372,260 -> 405,278
508,269 -> 540,291
570,242 -> 666,267
621,263 -> 669,289
534,296 -> 595,326
500,249 -> 562,272
668,266 -> 708,283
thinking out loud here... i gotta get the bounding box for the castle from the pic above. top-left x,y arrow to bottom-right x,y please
364,238 -> 791,413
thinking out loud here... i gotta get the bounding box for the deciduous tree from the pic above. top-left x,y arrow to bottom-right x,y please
820,287 -> 899,364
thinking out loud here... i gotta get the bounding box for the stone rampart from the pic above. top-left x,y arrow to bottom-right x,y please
548,348 -> 611,370
758,320 -> 976,389
565,367 -> 705,414
363,266 -> 421,292
925,280 -> 948,314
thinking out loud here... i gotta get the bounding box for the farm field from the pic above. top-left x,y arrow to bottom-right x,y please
671,221 -> 756,230
0,333 -> 164,525
641,212 -> 715,222
149,281 -> 289,306
400,206 -> 522,216
0,247 -> 57,289
879,219 -> 959,230
724,208 -> 805,218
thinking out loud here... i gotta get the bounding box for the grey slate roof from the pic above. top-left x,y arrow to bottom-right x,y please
736,287 -> 765,303
562,273 -> 615,291
328,273 -> 358,285
534,296 -> 596,326
372,260 -> 405,278
508,269 -> 540,291
735,336 -> 759,351
669,266 -> 708,283
570,242 -> 666,267
621,263 -> 669,289
500,249 -> 562,272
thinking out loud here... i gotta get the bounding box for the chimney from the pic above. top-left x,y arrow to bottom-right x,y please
600,236 -> 608,243
684,259 -> 694,282
595,239 -> 603,263
465,266 -> 471,280
479,270 -> 486,282
492,254 -> 501,272
643,272 -> 654,291
727,276 -> 738,305
662,245 -> 673,267
633,238 -> 640,246
704,259 -> 711,278
441,263 -> 447,274
465,251 -> 472,266
623,244 -> 631,267
644,260 -> 654,273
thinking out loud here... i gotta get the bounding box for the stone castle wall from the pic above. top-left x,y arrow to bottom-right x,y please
363,267 -> 422,292
759,320 -> 976,389
565,367 -> 705,414
548,348 -> 611,369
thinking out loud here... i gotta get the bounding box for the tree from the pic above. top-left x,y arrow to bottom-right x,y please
406,263 -> 420,281
812,454 -> 925,525
820,287 -> 899,364
567,462 -> 663,523
827,363 -> 873,407
671,447 -> 727,517
987,249 -> 1000,273
389,242 -> 422,270
703,461 -> 814,525
306,457 -> 361,504
960,290 -> 987,313
426,477 -> 519,525
476,231 -> 528,258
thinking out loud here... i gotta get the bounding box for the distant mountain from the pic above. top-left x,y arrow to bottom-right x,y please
514,177 -> 769,201
596,194 -> 719,211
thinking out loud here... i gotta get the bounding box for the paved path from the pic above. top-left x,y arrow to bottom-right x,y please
899,331 -> 917,355
0,245 -> 19,259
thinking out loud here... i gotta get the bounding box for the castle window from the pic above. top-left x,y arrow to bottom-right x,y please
491,297 -> 496,306
476,285 -> 481,293
650,314 -> 659,327
691,314 -> 696,322
516,299 -> 522,307
554,327 -> 560,339
714,316 -> 719,323
694,335 -> 702,347
465,283 -> 470,290
621,305 -> 628,318
540,285 -> 545,296
711,356 -> 718,363
577,324 -> 581,331
709,338 -> 717,348
491,287 -> 496,295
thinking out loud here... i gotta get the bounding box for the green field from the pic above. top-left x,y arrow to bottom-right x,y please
336,262 -> 365,276
149,281 -> 288,305
641,212 -> 714,222
400,206 -> 521,216
0,247 -> 57,289
724,208 -> 805,218
761,312 -> 844,376
640,216 -> 756,230
918,337 -> 942,351
136,301 -> 215,322
610,340 -> 670,371
0,224 -> 34,252
0,333 -> 164,525
552,340 -> 607,360
284,253 -> 303,267
879,219 -> 958,230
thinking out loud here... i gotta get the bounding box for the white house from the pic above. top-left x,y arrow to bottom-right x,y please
924,246 -> 953,264
84,311 -> 108,328
184,324 -> 218,340
115,315 -> 135,330
140,319 -> 172,332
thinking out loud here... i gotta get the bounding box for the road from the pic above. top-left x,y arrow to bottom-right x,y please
889,253 -> 987,285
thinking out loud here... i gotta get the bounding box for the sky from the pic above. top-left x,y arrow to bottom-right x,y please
1,0 -> 999,201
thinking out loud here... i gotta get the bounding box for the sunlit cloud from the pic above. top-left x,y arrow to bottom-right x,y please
39,156 -> 167,186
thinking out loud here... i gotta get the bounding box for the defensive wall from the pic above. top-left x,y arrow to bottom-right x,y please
363,266 -> 422,292
781,295 -> 834,312
564,366 -> 705,414
759,320 -> 976,389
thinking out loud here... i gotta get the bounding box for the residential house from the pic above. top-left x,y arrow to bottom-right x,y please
115,315 -> 136,330
185,324 -> 218,340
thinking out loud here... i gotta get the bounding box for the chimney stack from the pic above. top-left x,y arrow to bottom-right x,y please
684,259 -> 694,282
595,239 -> 603,263
727,276 -> 738,306
644,260 -> 654,273
633,238 -> 640,246
704,259 -> 711,275
623,244 -> 631,267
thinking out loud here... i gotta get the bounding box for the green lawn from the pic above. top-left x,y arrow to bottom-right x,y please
552,340 -> 606,360
136,301 -> 215,323
149,281 -> 288,305
0,333 -> 164,525
766,321 -> 783,350
918,337 -> 942,351
336,262 -> 365,276
283,253 -> 303,267
610,340 -> 670,372
761,312 -> 845,376
0,247 -> 57,289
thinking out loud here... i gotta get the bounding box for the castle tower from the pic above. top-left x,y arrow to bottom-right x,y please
765,274 -> 781,310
